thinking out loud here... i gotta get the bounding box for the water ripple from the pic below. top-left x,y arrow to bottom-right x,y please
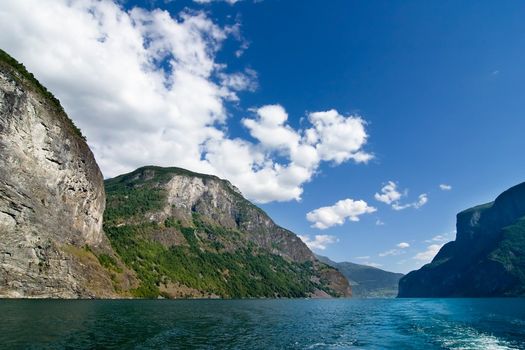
0,299 -> 524,349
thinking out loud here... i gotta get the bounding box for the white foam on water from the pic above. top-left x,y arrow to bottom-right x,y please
439,325 -> 518,350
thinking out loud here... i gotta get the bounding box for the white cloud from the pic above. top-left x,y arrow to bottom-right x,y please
439,184 -> 452,191
390,203 -> 410,211
355,256 -> 370,260
0,0 -> 372,204
375,219 -> 385,226
306,110 -> 373,164
218,68 -> 257,94
306,199 -> 376,230
414,193 -> 428,208
393,193 -> 427,210
235,39 -> 250,57
425,231 -> 455,243
194,0 -> 241,4
379,249 -> 402,257
243,105 -> 300,151
375,181 -> 428,210
378,242 -> 410,257
298,235 -> 337,251
413,244 -> 444,262
363,262 -> 382,268
374,181 -> 402,205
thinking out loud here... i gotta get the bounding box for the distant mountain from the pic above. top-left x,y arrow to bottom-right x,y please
399,182 -> 525,297
316,255 -> 404,297
104,166 -> 352,298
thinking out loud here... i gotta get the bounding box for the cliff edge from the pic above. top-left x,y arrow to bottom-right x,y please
0,49 -> 132,298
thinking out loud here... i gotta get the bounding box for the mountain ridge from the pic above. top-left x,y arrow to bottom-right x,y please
103,165 -> 352,298
317,255 -> 404,298
398,181 -> 525,297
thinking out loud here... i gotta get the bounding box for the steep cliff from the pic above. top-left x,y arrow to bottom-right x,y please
104,166 -> 352,298
398,182 -> 525,297
0,49 -> 133,298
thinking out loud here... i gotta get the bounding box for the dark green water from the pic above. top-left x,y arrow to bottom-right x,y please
1,299 -> 524,349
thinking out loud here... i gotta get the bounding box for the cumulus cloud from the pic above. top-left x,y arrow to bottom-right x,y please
375,182 -> 428,210
378,242 -> 410,257
298,235 -> 337,251
439,184 -> 452,191
413,244 -> 444,262
374,181 -> 402,205
306,110 -> 373,164
306,199 -> 376,230
212,107 -> 372,203
0,0 -> 372,204
375,219 -> 385,226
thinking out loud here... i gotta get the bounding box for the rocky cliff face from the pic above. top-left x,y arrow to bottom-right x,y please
0,50 -> 130,298
154,170 -> 313,262
104,166 -> 352,298
398,181 -> 525,297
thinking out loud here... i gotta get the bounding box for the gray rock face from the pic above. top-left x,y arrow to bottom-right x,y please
0,51 -> 115,298
398,181 -> 525,297
162,173 -> 314,262
106,166 -> 352,297
129,168 -> 316,264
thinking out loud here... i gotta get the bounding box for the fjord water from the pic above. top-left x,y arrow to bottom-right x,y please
1,299 -> 524,349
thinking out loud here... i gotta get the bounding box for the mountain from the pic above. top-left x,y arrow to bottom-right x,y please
0,49 -> 135,298
0,49 -> 350,299
399,182 -> 525,297
317,255 -> 404,297
103,166 -> 352,298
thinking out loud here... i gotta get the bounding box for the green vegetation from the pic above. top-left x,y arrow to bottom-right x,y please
97,254 -> 123,273
104,221 -> 318,298
103,166 -> 340,298
107,166 -> 219,188
490,217 -> 525,294
0,49 -> 85,140
457,201 -> 493,216
104,186 -> 166,225
399,181 -> 525,297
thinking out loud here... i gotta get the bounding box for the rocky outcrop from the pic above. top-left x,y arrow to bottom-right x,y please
158,171 -> 314,262
398,181 -> 525,297
104,166 -> 352,298
0,49 -> 129,298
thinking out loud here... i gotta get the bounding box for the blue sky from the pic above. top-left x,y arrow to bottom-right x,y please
2,0 -> 525,273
